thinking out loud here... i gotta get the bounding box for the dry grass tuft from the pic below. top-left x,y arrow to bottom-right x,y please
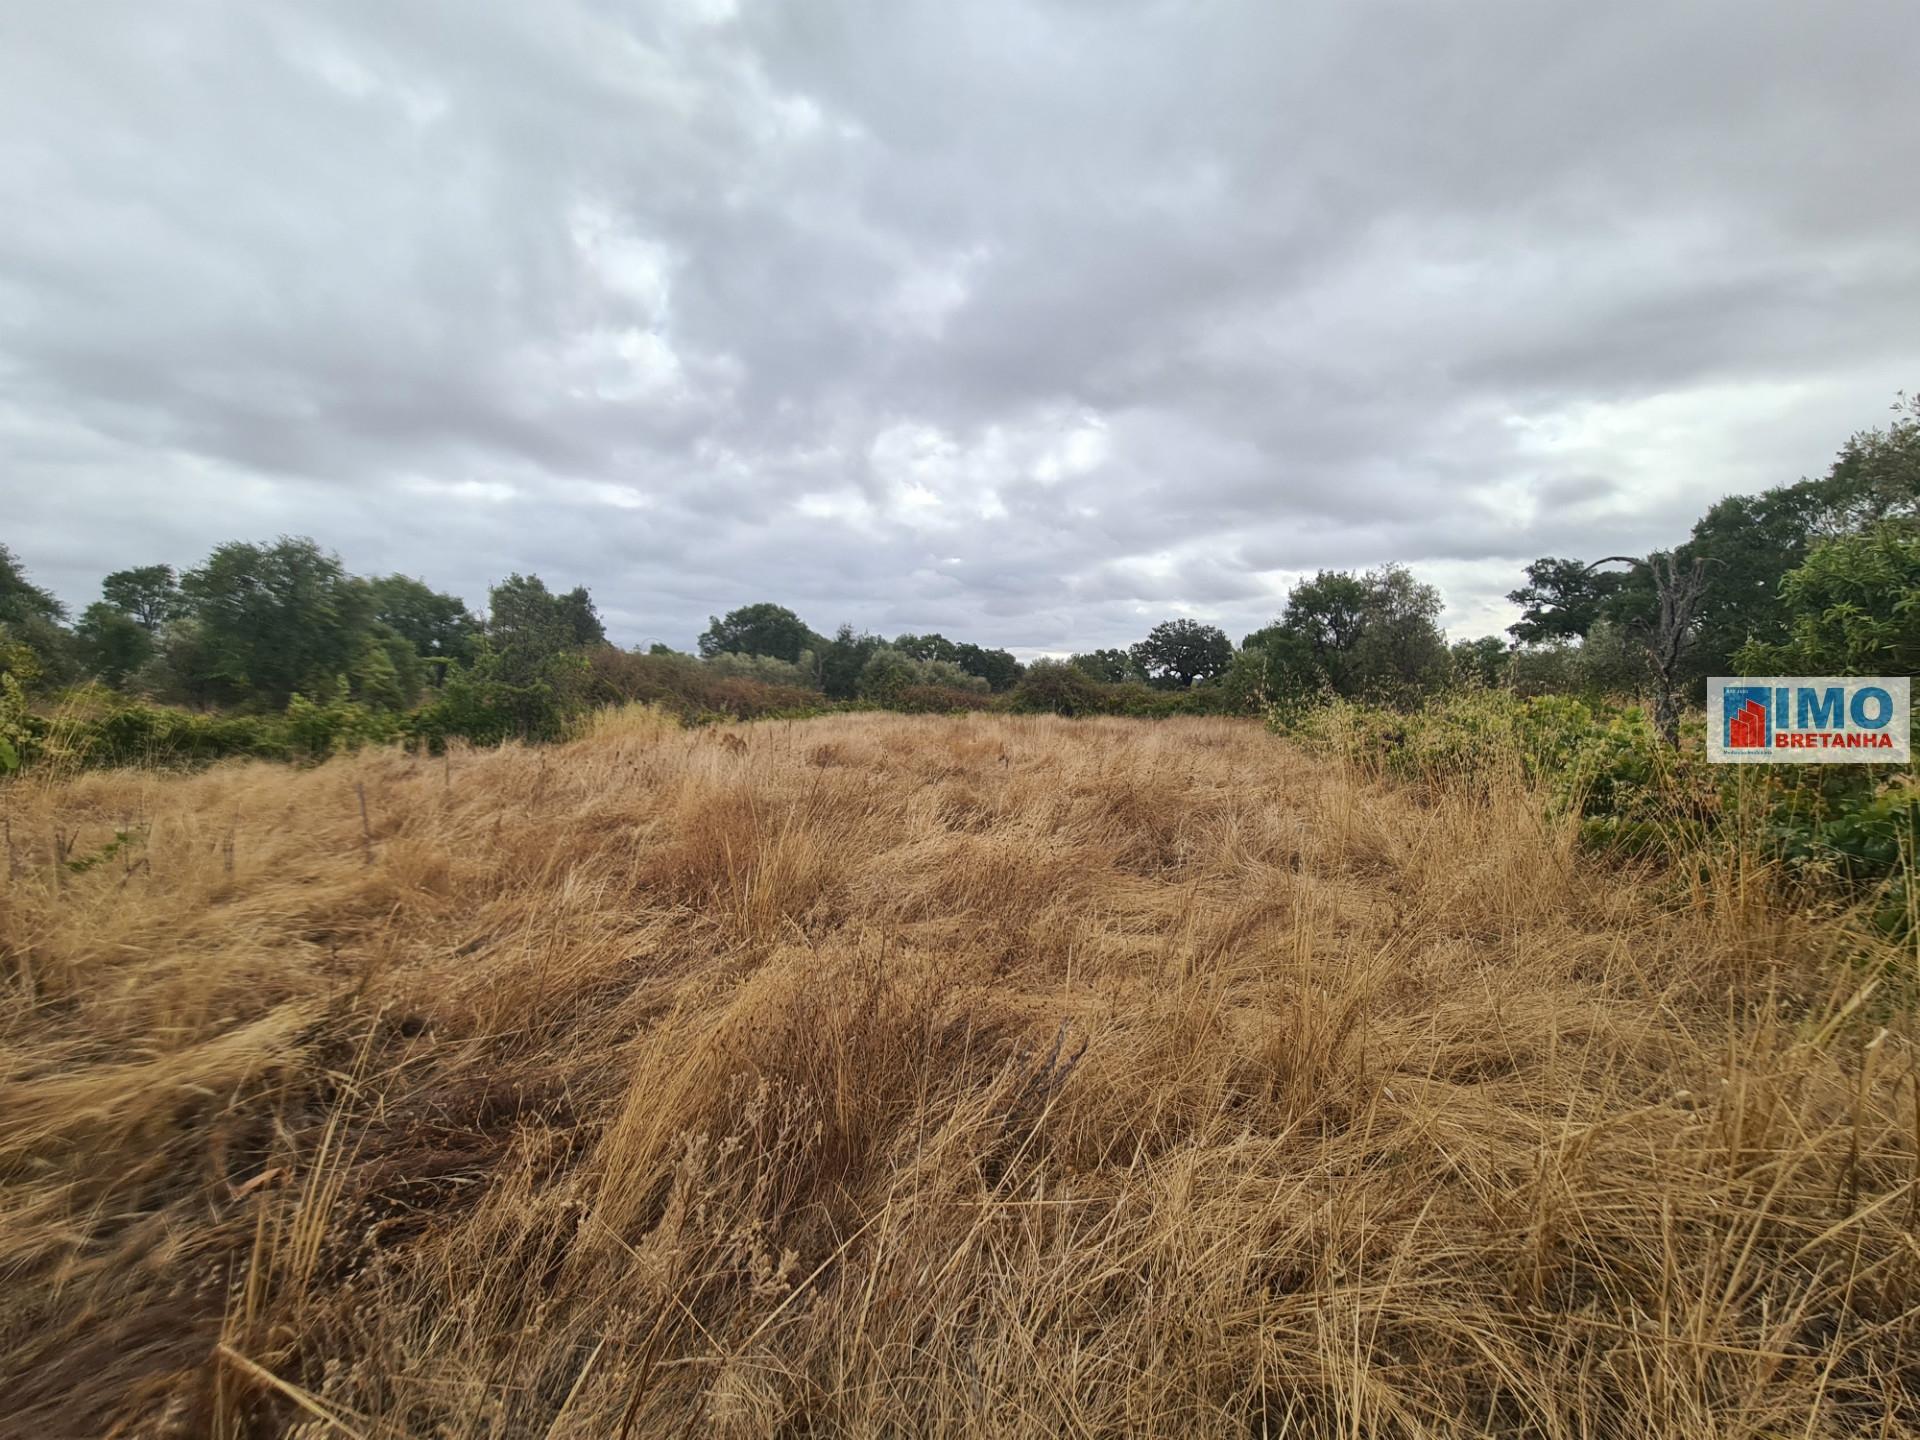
2,709 -> 1917,1437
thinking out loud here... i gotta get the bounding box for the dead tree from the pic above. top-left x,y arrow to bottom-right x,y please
1585,553 -> 1712,746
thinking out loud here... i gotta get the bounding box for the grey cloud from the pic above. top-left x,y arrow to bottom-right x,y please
2,0 -> 1916,656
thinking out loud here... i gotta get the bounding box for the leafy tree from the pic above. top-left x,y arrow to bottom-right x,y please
179,537 -> 371,708
1210,644 -> 1290,713
1676,481 -> 1836,686
819,624 -> 884,700
414,646 -> 583,747
76,602 -> 154,687
954,642 -> 1023,692
833,640 -> 981,701
1349,564 -> 1450,703
1129,619 -> 1232,689
350,632 -> 416,711
366,574 -> 481,666
0,543 -> 73,688
1506,558 -> 1628,645
1509,393 -> 1920,699
1069,648 -> 1143,684
699,603 -> 817,663
1817,391 -> 1920,534
1735,524 -> 1920,676
895,632 -> 961,665
1273,572 -> 1370,694
485,573 -> 604,697
0,543 -> 64,627
101,565 -> 184,630
431,570 -> 608,739
554,586 -> 606,648
1243,566 -> 1451,707
856,646 -> 919,703
490,573 -> 603,650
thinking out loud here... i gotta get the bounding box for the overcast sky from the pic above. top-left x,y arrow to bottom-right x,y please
3,0 -> 1916,653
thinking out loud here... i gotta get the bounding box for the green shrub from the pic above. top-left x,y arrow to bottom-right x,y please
1010,660 -> 1108,716
285,683 -> 404,759
892,684 -> 993,714
1281,687 -> 1916,927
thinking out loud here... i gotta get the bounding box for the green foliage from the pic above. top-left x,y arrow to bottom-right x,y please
80,702 -> 290,766
179,537 -> 370,708
285,681 -> 405,758
586,648 -> 826,724
894,632 -> 961,665
475,574 -> 605,734
703,650 -> 822,689
0,673 -> 33,773
855,646 -> 918,703
698,602 -> 819,664
1449,635 -> 1509,687
0,543 -> 66,627
75,602 -> 154,687
1506,557 -> 1627,645
1286,690 -> 1598,794
0,543 -> 75,691
1508,619 -> 1651,703
953,641 -> 1023,692
854,646 -> 986,703
1210,648 -> 1288,715
1508,392 -> 1920,698
100,564 -> 184,629
1244,565 -> 1450,708
1284,687 -> 1916,928
1821,390 -> 1920,533
891,684 -> 993,714
1011,660 -> 1236,718
1069,648 -> 1142,684
1734,523 -> 1920,676
814,625 -> 880,700
411,644 -> 587,748
1129,619 -> 1232,689
487,573 -> 604,674
366,574 -> 481,665
1348,563 -> 1450,706
1011,659 -> 1109,716
1269,570 -> 1368,694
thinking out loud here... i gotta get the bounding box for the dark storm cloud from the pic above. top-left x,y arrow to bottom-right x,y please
2,0 -> 1915,651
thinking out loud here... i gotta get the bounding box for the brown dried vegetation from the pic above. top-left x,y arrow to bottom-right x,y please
2,708 -> 1917,1437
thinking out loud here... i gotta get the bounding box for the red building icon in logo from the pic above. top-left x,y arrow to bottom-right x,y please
1727,698 -> 1768,749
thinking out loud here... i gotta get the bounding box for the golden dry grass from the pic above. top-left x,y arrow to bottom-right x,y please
2,708 -> 1917,1438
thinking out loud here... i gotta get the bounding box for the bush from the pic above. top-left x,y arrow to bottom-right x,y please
856,647 -> 989,704
286,683 -> 405,759
587,648 -> 824,722
1010,660 -> 1108,716
1282,687 -> 1916,927
702,650 -> 822,690
892,684 -> 993,714
408,665 -> 574,749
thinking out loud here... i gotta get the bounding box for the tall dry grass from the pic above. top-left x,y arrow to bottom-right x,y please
1,707 -> 1916,1437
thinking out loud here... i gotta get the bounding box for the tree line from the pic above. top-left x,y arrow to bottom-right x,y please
1,392 -> 1913,753
1500,392 -> 1918,736
0,536 -> 1465,728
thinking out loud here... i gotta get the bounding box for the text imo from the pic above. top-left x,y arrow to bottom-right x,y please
1707,677 -> 1911,764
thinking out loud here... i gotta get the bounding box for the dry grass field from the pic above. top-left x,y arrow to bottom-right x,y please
3,709 -> 1917,1437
